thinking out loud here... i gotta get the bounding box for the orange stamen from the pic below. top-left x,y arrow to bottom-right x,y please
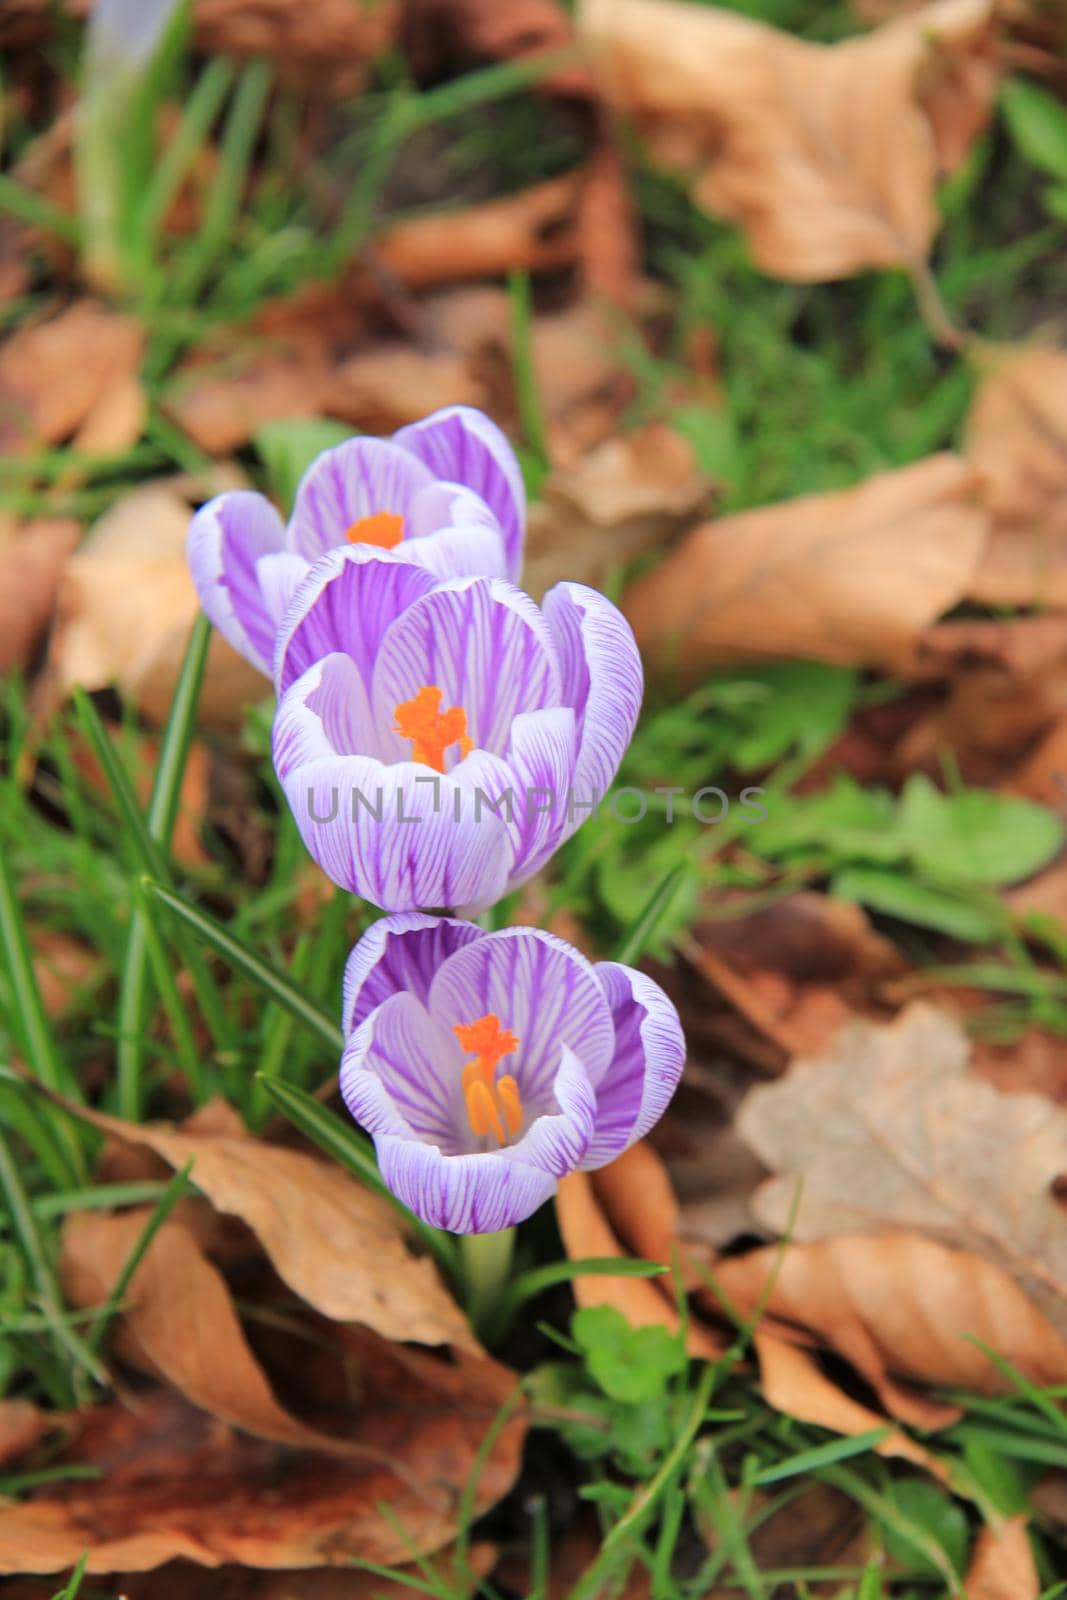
345,510 -> 405,549
455,1013 -> 522,1146
394,685 -> 472,773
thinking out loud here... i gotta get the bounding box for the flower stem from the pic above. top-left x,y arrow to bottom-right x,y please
460,1227 -> 516,1337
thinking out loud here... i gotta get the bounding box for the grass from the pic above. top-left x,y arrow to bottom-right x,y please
2,0 -> 1067,1594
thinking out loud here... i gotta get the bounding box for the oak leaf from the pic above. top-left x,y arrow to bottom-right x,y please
737,1003 -> 1067,1334
580,0 -> 996,280
624,454 -> 988,675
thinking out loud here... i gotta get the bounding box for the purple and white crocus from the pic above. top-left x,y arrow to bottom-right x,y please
271,545 -> 643,913
187,406 -> 526,678
340,916 -> 685,1232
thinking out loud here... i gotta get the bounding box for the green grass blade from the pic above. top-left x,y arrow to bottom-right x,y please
502,1256 -> 667,1316
86,1160 -> 192,1355
145,612 -> 212,848
0,847 -> 86,1182
612,862 -> 689,967
133,55 -> 236,253
144,879 -> 343,1054
256,1075 -> 457,1282
751,1427 -> 892,1485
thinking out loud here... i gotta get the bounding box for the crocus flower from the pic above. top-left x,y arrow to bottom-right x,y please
187,406 -> 526,677
270,544 -> 643,913
339,916 -> 685,1232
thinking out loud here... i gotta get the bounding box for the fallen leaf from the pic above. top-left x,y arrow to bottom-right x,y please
712,1235 -> 1067,1416
964,1516 -> 1039,1600
752,1333 -> 944,1473
65,1099 -> 476,1351
524,423 -> 711,597
70,371 -> 148,457
329,342 -> 487,433
192,0 -> 398,94
61,1210 -> 388,1458
575,138 -> 641,306
624,454 -> 988,675
30,928 -> 101,1017
0,302 -> 143,455
0,1400 -> 60,1469
374,172 -> 584,288
966,343 -> 1067,609
0,1362 -> 523,1574
164,343 -> 334,455
0,516 -> 80,672
737,1002 -> 1067,1335
46,480 -> 266,728
401,0 -> 592,97
580,0 -> 996,280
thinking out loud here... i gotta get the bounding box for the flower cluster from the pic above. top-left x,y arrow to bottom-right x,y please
188,406 -> 685,1232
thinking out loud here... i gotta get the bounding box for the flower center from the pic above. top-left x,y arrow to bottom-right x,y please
394,685 -> 473,773
345,511 -> 405,549
455,1012 -> 522,1146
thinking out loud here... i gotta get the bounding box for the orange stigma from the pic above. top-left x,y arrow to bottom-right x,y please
345,510 -> 405,549
394,685 -> 473,773
455,1013 -> 522,1146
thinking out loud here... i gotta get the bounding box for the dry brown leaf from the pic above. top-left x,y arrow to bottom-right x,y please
47,480 -> 266,728
525,423 -> 711,597
30,928 -> 100,1017
401,0 -> 592,97
61,1210 -> 391,1459
0,1360 -> 523,1574
0,302 -> 143,455
70,371 -> 148,458
375,172 -> 583,288
0,1400 -> 60,1469
0,516 -> 80,672
69,1100 -> 476,1351
964,1516 -> 1039,1600
555,1166 -> 723,1356
164,344 -> 334,455
752,1333 -> 944,1474
966,343 -> 1067,609
624,454 -> 988,675
737,1002 -> 1067,1335
329,343 -> 487,433
713,1235 -> 1067,1417
580,0 -> 996,280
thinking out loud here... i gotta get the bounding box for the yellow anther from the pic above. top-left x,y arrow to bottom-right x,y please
455,1013 -> 523,1145
345,510 -> 405,548
394,685 -> 472,774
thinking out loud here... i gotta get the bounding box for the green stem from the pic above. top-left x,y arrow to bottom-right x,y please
460,1227 -> 516,1336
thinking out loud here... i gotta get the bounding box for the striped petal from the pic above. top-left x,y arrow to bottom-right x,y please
372,578 -> 561,760
274,545 -> 436,696
542,581 -> 643,800
580,962 -> 686,1169
394,407 -> 526,581
187,490 -> 288,675
341,991 -> 462,1148
341,913 -> 483,1035
288,437 -> 436,561
428,925 -> 614,1105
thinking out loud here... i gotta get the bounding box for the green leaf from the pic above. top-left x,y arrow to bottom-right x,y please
721,661 -> 857,770
884,1479 -> 969,1581
899,774 -> 1064,887
572,1304 -> 686,1403
1000,79 -> 1067,185
253,416 -> 354,511
748,774 -> 901,866
831,865 -> 1001,942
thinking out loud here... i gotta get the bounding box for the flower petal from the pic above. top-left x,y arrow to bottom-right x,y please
271,653 -> 378,775
288,437 -> 437,561
429,925 -> 614,1105
372,578 -> 561,759
342,913 -> 483,1036
340,991 -> 462,1148
394,407 -> 525,581
274,545 -> 437,696
187,490 -> 287,674
580,962 -> 686,1169
542,581 -> 643,799
374,1135 -> 557,1233
274,669 -> 512,909
506,1044 -> 597,1178
400,519 -> 510,583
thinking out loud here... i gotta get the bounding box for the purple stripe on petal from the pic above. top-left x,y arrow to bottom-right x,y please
428,926 -> 614,1104
580,962 -> 686,1169
342,914 -> 484,1036
187,490 -> 287,674
271,655 -> 379,779
288,437 -> 436,562
372,579 -> 561,759
542,582 -> 643,799
394,407 -> 526,581
344,991 -> 462,1147
498,707 -> 577,889
375,1136 -> 557,1232
274,546 -> 437,696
